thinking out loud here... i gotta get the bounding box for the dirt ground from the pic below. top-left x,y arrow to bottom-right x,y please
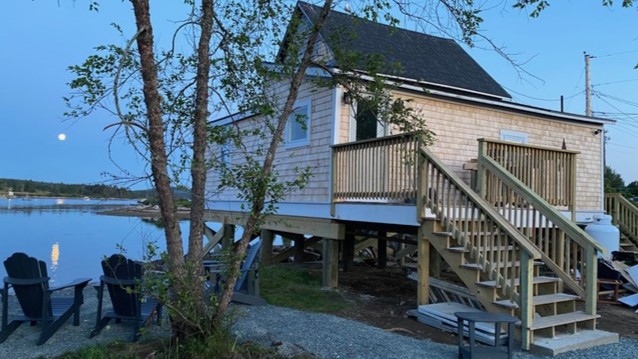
319,263 -> 638,345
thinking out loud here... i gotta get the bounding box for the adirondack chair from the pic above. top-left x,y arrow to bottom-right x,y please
204,239 -> 266,305
90,254 -> 162,342
0,252 -> 90,346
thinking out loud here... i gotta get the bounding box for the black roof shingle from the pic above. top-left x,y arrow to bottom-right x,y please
294,2 -> 510,99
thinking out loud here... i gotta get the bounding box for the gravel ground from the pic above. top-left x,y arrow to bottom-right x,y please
2,288 -> 638,358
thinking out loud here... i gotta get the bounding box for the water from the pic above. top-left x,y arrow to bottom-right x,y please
0,198 -> 190,286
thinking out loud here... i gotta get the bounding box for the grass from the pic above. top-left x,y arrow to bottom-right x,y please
259,264 -> 352,312
54,264 -> 349,358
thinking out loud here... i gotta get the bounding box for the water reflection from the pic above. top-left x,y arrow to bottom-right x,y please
0,199 -> 191,285
50,242 -> 59,284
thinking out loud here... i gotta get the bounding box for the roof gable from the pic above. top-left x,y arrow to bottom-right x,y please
290,2 -> 510,99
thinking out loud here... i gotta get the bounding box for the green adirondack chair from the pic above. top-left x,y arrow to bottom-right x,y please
0,252 -> 90,345
90,254 -> 162,342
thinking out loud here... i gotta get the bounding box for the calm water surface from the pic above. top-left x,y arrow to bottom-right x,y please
0,198 -> 190,286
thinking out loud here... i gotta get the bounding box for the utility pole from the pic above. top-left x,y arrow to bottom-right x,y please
584,52 -> 594,117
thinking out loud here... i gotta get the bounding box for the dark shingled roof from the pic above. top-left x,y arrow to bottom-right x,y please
296,2 -> 510,99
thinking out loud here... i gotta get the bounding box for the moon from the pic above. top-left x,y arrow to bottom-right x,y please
57,133 -> 66,141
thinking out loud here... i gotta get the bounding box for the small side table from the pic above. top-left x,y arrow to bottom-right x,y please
454,311 -> 517,359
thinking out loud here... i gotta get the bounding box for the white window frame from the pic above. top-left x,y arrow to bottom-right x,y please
285,99 -> 311,149
500,129 -> 528,144
219,141 -> 233,175
347,99 -> 390,142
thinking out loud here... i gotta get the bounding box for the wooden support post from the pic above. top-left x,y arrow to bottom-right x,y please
417,222 -> 431,305
322,238 -> 339,288
377,231 -> 387,269
519,250 -> 534,351
585,245 -> 598,320
293,234 -> 305,264
429,243 -> 441,278
342,232 -> 355,272
260,229 -> 274,266
477,139 -> 487,198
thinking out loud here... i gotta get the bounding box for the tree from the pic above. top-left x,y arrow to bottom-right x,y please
626,180 -> 638,197
64,0 -> 532,341
604,165 -> 625,193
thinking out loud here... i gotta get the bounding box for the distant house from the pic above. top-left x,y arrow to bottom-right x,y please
205,2 -> 618,353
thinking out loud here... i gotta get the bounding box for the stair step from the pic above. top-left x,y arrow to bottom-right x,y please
447,246 -> 468,253
529,311 -> 599,331
463,261 -> 524,270
533,293 -> 579,306
493,293 -> 579,309
531,329 -> 619,356
477,276 -> 560,288
461,263 -> 482,270
432,231 -> 452,237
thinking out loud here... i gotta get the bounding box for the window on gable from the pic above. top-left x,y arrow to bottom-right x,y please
286,100 -> 311,148
500,129 -> 528,144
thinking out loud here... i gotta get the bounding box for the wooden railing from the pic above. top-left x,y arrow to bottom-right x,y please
331,133 -> 419,205
417,145 -> 541,349
605,193 -> 638,245
479,139 -> 578,219
477,152 -> 603,315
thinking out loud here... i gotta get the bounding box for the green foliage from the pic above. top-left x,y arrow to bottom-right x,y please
0,178 -> 134,198
53,336 -> 295,359
53,341 -> 155,359
625,181 -> 638,197
604,166 -> 626,193
260,265 -> 352,312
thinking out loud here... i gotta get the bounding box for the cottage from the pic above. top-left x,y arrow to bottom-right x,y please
205,1 -> 623,354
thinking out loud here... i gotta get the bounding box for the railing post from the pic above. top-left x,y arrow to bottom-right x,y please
519,250 -> 534,351
477,139 -> 487,198
417,147 -> 427,223
330,148 -> 337,217
585,245 -> 598,317
568,154 -> 578,222
613,194 -> 620,226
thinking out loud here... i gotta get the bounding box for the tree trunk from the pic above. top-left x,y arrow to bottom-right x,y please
131,0 -> 186,336
185,0 -> 214,324
213,0 -> 335,325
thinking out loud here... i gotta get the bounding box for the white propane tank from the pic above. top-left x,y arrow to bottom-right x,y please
585,214 -> 620,260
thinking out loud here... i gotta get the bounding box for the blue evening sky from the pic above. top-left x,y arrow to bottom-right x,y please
1,1 -> 637,189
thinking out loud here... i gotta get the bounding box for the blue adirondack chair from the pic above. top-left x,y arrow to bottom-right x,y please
204,239 -> 266,305
90,254 -> 162,342
0,252 -> 90,345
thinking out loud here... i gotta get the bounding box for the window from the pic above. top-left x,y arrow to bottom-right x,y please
219,141 -> 232,175
500,129 -> 528,144
286,100 -> 311,148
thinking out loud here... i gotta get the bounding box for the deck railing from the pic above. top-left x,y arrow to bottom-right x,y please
417,145 -> 541,349
331,133 -> 419,206
477,150 -> 603,314
605,193 -> 638,245
479,139 -> 578,219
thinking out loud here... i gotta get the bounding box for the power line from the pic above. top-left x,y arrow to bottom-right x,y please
501,86 -> 583,102
593,78 -> 638,87
596,49 -> 638,58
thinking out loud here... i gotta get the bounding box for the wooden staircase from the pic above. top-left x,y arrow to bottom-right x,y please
416,145 -> 618,354
605,193 -> 638,255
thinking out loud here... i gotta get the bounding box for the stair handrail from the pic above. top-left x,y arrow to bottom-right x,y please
479,154 -> 602,306
418,145 -> 542,260
605,193 -> 638,244
418,145 -> 541,349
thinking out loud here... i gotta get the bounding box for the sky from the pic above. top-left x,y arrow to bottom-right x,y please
1,1 -> 638,189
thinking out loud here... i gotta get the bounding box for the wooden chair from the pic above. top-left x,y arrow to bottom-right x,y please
203,239 -> 266,305
0,252 -> 90,345
90,254 -> 162,342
